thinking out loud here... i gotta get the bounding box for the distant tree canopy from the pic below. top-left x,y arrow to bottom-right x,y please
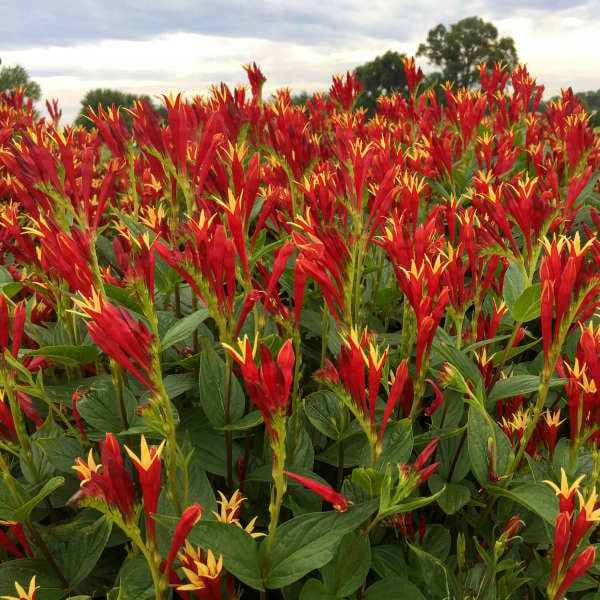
0,64 -> 41,101
354,50 -> 409,114
75,88 -> 167,130
416,16 -> 518,88
574,90 -> 600,127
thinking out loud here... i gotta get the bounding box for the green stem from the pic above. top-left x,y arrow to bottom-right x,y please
224,351 -> 234,492
110,361 -> 130,431
287,329 -> 303,464
262,421 -> 287,573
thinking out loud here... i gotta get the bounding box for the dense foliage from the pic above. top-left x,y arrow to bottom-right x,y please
0,60 -> 600,599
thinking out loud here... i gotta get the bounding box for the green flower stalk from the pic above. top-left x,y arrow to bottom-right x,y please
224,336 -> 295,566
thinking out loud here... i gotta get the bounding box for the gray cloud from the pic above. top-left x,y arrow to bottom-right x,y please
7,0 -> 589,49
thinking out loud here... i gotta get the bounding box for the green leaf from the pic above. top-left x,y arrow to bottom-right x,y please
35,434 -> 85,473
0,559 -> 65,600
299,579 -> 337,600
161,307 -> 209,351
433,330 -> 483,388
488,375 -> 566,402
364,577 -> 426,600
371,545 -> 408,579
117,555 -> 154,600
352,468 -> 385,496
25,345 -> 99,366
198,339 -> 245,428
510,283 -> 541,322
219,410 -> 263,431
486,482 -> 558,524
77,380 -> 137,434
105,284 -> 143,316
378,486 -> 446,520
408,542 -> 453,599
162,373 -> 196,400
53,516 -> 113,587
320,530 -> 371,597
503,261 -> 526,309
376,419 -> 413,468
305,391 -> 344,440
428,474 -> 471,515
261,500 -> 378,589
186,520 -> 264,591
467,406 -> 511,486
11,476 -> 64,522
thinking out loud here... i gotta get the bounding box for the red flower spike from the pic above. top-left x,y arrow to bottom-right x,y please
224,337 -> 294,439
544,468 -> 585,514
72,434 -> 136,522
554,545 -> 596,600
99,433 -> 137,520
124,435 -> 166,544
0,575 -> 39,600
177,541 -> 224,599
73,290 -> 155,391
380,360 -> 409,443
0,529 -> 25,558
502,516 -> 522,540
164,503 -> 203,575
285,471 -> 351,512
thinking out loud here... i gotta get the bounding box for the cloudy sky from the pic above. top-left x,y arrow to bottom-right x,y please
2,0 -> 599,123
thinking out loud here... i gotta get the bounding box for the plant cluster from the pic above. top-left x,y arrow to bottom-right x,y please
0,60 -> 599,599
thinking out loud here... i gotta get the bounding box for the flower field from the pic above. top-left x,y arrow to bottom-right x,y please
0,59 -> 600,599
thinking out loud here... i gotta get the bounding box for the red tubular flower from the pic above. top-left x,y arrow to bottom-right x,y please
177,541 -> 224,600
0,295 -> 26,364
292,209 -> 350,324
72,433 -> 137,521
539,234 -> 600,368
0,575 -> 39,600
111,232 -> 157,302
380,360 -> 409,442
163,503 -> 203,575
156,214 -> 238,319
329,71 -> 364,112
0,522 -> 32,559
125,435 -> 166,543
243,62 -> 266,105
285,471 -> 351,512
224,337 -> 294,439
544,470 -> 600,599
554,545 -> 596,600
412,438 -> 440,485
73,290 -> 155,391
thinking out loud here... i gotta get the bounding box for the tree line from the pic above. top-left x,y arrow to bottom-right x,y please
1,17 -> 599,127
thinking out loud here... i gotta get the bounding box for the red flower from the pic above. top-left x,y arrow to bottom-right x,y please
285,471 -> 351,512
72,433 -> 137,521
224,337 -> 294,438
163,503 -> 203,575
125,435 -> 166,543
73,290 -> 155,391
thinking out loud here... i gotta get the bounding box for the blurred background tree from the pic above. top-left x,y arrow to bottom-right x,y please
0,64 -> 41,101
416,16 -> 518,88
75,88 -> 167,130
575,90 -> 600,128
354,50 -> 409,114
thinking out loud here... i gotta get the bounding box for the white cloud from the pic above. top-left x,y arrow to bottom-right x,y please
3,31 -> 411,123
2,2 -> 599,124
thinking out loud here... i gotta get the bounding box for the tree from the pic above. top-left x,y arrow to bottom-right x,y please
0,64 -> 41,101
575,90 -> 600,128
354,50 -> 409,114
75,88 -> 167,130
417,16 -> 518,89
